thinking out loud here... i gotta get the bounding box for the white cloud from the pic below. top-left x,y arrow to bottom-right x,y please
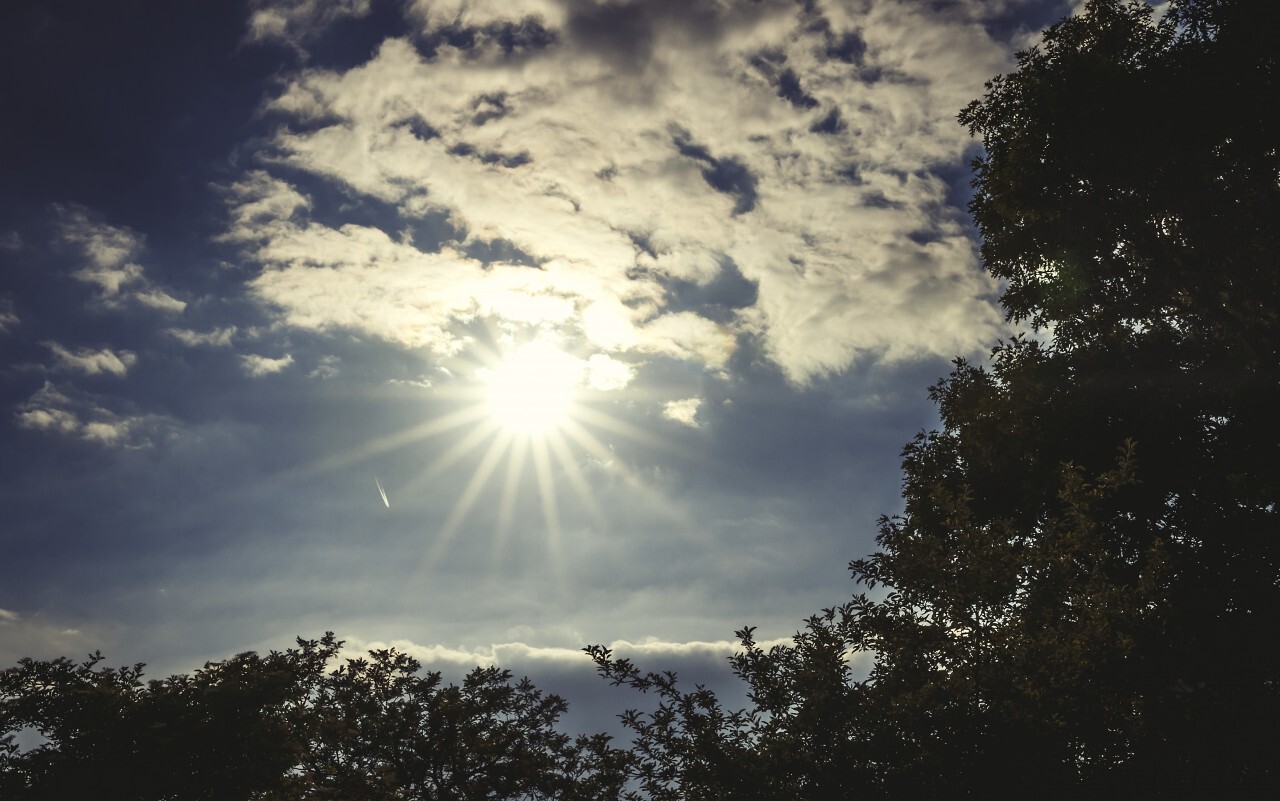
81,420 -> 132,445
134,288 -> 187,314
56,205 -> 186,314
14,405 -> 80,435
166,326 -> 238,347
220,171 -> 311,234
57,205 -> 145,292
309,354 -> 341,379
0,608 -> 19,623
74,256 -> 143,297
635,313 -> 735,371
246,0 -> 372,52
241,353 -> 295,377
387,374 -> 434,388
584,353 -> 634,391
406,0 -> 568,33
14,381 -> 175,448
663,397 -> 703,428
0,231 -> 22,251
229,0 -> 1012,383
45,342 -> 138,377
345,635 -> 795,671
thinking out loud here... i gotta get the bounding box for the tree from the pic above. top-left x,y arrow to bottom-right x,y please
588,613 -> 879,801
591,0 -> 1279,796
591,448 -> 1166,799
1,635 -> 631,801
0,634 -> 338,800
276,648 -> 631,801
947,0 -> 1279,789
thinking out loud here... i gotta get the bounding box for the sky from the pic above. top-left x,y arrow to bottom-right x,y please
1,0 -> 1076,734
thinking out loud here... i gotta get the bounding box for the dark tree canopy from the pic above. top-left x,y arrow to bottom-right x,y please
1,635 -> 335,800
590,0 -> 1280,797
1,635 -> 631,801
947,0 -> 1279,788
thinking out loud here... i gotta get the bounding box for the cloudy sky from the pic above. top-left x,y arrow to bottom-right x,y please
2,0 -> 1074,732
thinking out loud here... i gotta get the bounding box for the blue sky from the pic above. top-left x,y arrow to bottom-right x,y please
1,0 -> 1075,733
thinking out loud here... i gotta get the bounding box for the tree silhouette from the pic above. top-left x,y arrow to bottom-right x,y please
1,634 -> 337,799
277,647 -> 630,800
1,635 -> 631,800
590,0 -> 1279,796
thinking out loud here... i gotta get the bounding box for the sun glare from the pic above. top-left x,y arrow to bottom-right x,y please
483,342 -> 582,434
307,335 -> 683,574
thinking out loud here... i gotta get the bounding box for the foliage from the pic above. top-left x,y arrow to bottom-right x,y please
589,0 -> 1280,797
276,648 -> 631,801
0,634 -> 335,800
1,635 -> 630,801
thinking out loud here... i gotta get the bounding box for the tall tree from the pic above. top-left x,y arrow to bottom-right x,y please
950,0 -> 1279,789
591,0 -> 1279,796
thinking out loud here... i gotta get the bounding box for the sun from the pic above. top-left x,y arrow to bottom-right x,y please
310,333 -> 680,572
482,341 -> 583,435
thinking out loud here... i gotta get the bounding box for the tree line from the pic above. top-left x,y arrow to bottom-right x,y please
4,1 -> 1276,797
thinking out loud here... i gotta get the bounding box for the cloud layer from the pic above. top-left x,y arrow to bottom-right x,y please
227,0 -> 1013,384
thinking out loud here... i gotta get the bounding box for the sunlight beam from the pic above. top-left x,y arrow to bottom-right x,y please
396,417 -> 501,504
530,435 -> 563,575
546,427 -> 608,534
492,435 -> 530,569
425,427 -> 515,566
307,405 -> 490,476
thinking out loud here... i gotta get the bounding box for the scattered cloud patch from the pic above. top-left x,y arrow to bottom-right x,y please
56,205 -> 186,314
220,171 -> 312,231
663,397 -> 703,428
406,0 -> 570,34
133,288 -> 188,314
45,342 -> 137,377
81,420 -> 132,445
14,404 -> 79,435
309,354 -> 341,379
0,297 -> 17,333
584,354 -> 634,391
14,382 -> 175,448
386,375 -> 434,388
241,352 -> 295,377
246,0 -> 372,52
166,326 -> 238,347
